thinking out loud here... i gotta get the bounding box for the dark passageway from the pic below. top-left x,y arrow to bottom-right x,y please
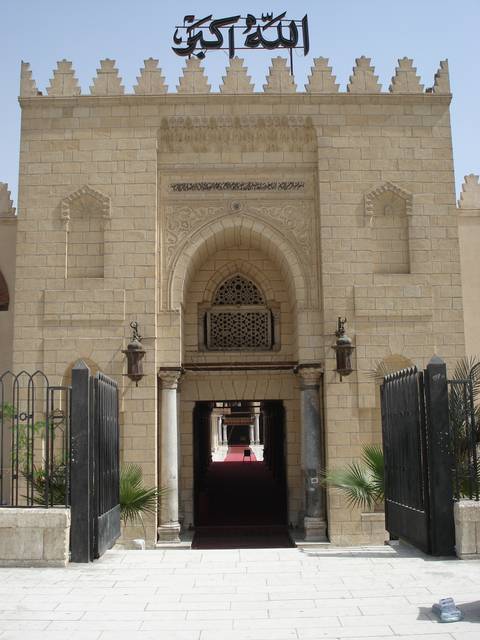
192,401 -> 294,549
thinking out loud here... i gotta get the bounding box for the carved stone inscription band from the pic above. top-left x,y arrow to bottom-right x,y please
170,181 -> 305,193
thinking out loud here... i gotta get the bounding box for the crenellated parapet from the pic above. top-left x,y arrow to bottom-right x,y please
19,56 -> 451,97
389,58 -> 424,94
347,56 -> 381,93
0,183 -> 16,218
47,59 -> 81,96
458,174 -> 480,210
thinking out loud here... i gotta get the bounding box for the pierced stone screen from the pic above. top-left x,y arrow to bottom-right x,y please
213,275 -> 265,305
206,309 -> 272,351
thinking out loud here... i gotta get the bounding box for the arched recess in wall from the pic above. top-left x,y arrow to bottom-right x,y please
61,186 -> 111,279
0,270 -> 9,310
365,182 -> 413,274
169,214 -> 310,313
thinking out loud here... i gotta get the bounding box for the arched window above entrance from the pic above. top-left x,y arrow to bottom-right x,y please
213,275 -> 265,306
205,275 -> 274,351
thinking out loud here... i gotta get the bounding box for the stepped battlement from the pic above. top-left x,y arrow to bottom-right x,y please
0,183 -> 15,218
20,56 -> 450,98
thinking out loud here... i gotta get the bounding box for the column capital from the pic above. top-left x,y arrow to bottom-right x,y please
295,363 -> 323,388
158,367 -> 183,390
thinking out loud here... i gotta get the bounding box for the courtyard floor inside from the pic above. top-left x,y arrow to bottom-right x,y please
0,544 -> 479,640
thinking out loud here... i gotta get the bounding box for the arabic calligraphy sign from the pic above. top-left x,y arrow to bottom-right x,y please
172,12 -> 309,62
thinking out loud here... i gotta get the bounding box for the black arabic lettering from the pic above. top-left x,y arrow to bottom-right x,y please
244,12 -> 299,50
172,14 -> 240,58
172,13 -> 310,58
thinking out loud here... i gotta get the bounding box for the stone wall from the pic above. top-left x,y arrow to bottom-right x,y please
454,500 -> 480,559
12,54 -> 465,545
457,175 -> 480,358
0,508 -> 70,567
0,183 -> 17,373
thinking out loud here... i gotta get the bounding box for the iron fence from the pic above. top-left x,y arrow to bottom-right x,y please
0,370 -> 70,508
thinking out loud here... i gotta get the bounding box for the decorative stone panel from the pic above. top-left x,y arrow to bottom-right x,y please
158,115 -> 315,153
164,202 -> 315,277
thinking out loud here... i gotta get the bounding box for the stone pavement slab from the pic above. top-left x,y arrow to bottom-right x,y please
0,545 -> 479,639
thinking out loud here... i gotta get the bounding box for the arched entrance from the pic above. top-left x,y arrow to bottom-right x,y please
157,212 -> 327,545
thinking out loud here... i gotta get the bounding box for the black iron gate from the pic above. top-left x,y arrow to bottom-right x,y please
70,360 -> 120,561
0,370 -> 70,508
381,356 -> 455,555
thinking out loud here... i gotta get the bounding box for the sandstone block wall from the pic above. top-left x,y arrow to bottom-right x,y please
0,508 -> 70,567
454,500 -> 480,559
0,183 -> 17,373
11,55 -> 466,545
457,174 -> 480,358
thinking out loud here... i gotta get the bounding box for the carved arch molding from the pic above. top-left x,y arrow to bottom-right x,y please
163,201 -> 317,307
61,185 -> 111,230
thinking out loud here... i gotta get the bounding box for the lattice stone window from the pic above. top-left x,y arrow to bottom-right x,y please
205,275 -> 274,351
213,275 -> 265,305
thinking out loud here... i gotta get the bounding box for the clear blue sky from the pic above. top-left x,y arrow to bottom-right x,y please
1,0 -> 479,204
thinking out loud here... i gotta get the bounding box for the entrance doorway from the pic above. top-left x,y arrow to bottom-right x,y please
192,400 -> 293,548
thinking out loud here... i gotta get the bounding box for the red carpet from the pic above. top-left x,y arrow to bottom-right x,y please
192,525 -> 294,549
224,445 -> 257,462
193,457 -> 294,549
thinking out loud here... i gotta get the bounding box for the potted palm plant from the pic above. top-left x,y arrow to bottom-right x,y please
322,444 -> 384,511
120,463 -> 167,542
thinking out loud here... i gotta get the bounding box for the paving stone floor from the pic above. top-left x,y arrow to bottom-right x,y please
0,544 -> 479,640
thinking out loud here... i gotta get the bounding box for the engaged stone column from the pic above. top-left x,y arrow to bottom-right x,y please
249,423 -> 255,445
298,365 -> 327,541
254,413 -> 260,444
217,416 -> 223,445
158,369 -> 182,542
222,422 -> 228,445
210,413 -> 218,451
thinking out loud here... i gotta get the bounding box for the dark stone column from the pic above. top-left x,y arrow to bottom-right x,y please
297,365 -> 327,541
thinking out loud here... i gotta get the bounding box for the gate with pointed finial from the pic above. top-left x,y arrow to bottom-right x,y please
381,356 -> 456,555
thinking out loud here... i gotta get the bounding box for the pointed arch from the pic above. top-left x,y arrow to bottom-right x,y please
61,185 -> 110,226
365,181 -> 413,219
168,213 -> 309,311
203,262 -> 275,305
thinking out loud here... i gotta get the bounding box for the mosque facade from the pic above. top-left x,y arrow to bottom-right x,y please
1,52 -> 479,545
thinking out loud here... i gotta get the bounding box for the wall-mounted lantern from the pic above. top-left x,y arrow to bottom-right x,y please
122,321 -> 146,386
332,317 -> 355,380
